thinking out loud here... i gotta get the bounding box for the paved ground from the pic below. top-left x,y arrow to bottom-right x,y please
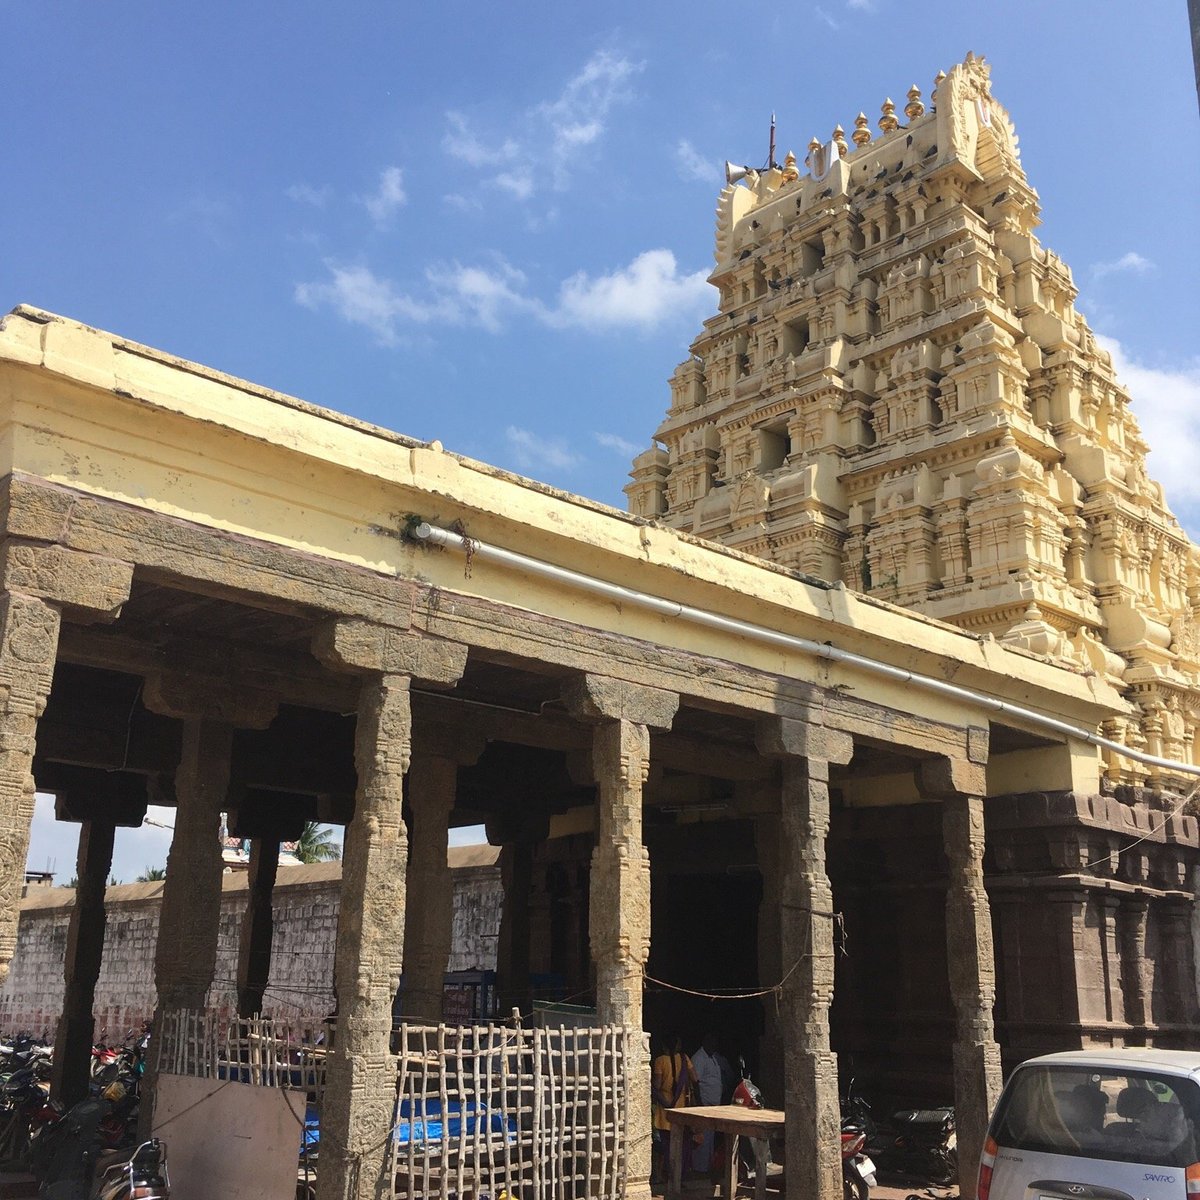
653,1176 -> 958,1200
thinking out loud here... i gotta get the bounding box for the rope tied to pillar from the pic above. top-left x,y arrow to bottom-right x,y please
637,902 -> 847,1004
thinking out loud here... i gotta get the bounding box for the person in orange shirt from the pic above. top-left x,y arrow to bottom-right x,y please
652,1034 -> 699,1184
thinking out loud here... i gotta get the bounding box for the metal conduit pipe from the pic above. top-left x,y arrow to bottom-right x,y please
412,521 -> 1200,781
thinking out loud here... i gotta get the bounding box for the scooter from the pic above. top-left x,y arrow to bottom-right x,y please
90,1139 -> 169,1200
840,1123 -> 877,1200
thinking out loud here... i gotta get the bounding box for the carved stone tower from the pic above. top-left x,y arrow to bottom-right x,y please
628,53 -> 1200,786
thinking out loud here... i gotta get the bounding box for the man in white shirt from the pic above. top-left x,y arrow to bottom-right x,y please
691,1032 -> 730,1173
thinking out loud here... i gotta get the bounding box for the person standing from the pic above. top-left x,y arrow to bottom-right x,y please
652,1035 -> 698,1184
690,1033 -> 728,1173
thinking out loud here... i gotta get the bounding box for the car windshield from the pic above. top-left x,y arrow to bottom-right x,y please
992,1065 -> 1200,1168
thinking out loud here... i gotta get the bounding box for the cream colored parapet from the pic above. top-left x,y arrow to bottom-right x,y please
0,304 -> 1124,750
628,52 -> 1200,787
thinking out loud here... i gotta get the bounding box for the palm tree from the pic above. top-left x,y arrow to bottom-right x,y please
136,866 -> 166,882
293,823 -> 341,864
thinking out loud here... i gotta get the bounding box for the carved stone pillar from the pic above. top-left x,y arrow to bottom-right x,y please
496,840 -> 534,1017
400,729 -> 484,1022
155,718 -> 235,1010
751,795 -> 783,1104
0,594 -> 60,985
757,715 -> 853,1200
51,818 -> 116,1105
237,837 -> 281,1019
1117,896 -> 1150,1038
565,675 -> 678,1200
0,541 -> 130,986
314,621 -> 467,1200
920,751 -> 1002,1200
141,669 -> 277,1135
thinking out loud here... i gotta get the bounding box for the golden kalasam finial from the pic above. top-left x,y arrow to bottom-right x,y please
833,124 -> 848,157
805,135 -> 822,168
781,150 -> 799,183
852,113 -> 872,147
879,98 -> 899,133
905,85 -> 925,121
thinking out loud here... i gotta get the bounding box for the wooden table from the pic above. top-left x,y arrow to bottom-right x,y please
664,1105 -> 784,1200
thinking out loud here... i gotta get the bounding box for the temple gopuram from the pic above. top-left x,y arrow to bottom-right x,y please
628,52 -> 1200,794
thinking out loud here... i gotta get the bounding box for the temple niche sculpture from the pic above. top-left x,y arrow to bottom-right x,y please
627,52 -> 1200,790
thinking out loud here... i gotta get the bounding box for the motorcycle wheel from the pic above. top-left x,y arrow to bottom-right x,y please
842,1173 -> 869,1200
932,1145 -> 957,1186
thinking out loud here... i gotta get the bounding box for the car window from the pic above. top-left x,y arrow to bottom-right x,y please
992,1065 -> 1200,1168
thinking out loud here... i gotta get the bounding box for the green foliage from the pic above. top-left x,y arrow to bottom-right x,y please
293,822 -> 341,864
136,866 -> 166,882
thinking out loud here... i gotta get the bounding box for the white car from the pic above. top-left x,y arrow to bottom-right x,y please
979,1048 -> 1200,1200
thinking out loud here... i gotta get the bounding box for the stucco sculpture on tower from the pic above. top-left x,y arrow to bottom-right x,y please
628,53 -> 1200,788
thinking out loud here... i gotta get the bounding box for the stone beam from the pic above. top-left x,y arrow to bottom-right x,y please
424,589 -> 992,764
0,475 -> 415,626
55,625 -> 361,714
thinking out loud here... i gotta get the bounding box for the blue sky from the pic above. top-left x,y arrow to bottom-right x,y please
5,1 -> 1198,880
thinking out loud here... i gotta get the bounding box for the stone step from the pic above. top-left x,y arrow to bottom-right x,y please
0,1175 -> 38,1199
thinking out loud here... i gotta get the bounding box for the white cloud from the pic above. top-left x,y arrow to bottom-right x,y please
675,140 -> 716,184
286,182 -> 330,208
505,427 -> 582,472
296,264 -> 416,345
845,0 -> 874,10
440,48 -> 641,203
295,257 -> 535,342
297,248 -> 712,342
540,50 -> 640,187
1092,251 -> 1154,280
443,112 -> 520,168
1098,334 -> 1200,527
361,166 -> 407,226
595,432 -> 641,456
814,5 -> 841,28
423,259 -> 534,333
495,171 -> 535,201
551,249 -> 714,331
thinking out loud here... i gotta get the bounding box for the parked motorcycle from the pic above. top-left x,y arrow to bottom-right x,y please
870,1105 -> 956,1185
0,1064 -> 58,1165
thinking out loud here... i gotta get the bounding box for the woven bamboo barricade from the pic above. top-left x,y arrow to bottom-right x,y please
390,1022 -> 628,1200
154,1010 -> 329,1096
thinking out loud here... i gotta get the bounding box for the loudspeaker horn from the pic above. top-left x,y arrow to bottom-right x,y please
724,161 -> 753,185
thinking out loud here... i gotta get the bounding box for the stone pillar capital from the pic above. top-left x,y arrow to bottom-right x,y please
411,722 -> 486,766
755,715 -> 854,766
0,539 -> 132,623
562,674 -> 678,729
314,619 -> 467,687
143,670 -> 279,729
917,754 -> 988,799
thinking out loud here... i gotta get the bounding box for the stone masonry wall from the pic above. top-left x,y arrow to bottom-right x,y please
0,848 -> 501,1037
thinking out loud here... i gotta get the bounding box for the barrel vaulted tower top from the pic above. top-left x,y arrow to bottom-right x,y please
626,53 -> 1200,787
